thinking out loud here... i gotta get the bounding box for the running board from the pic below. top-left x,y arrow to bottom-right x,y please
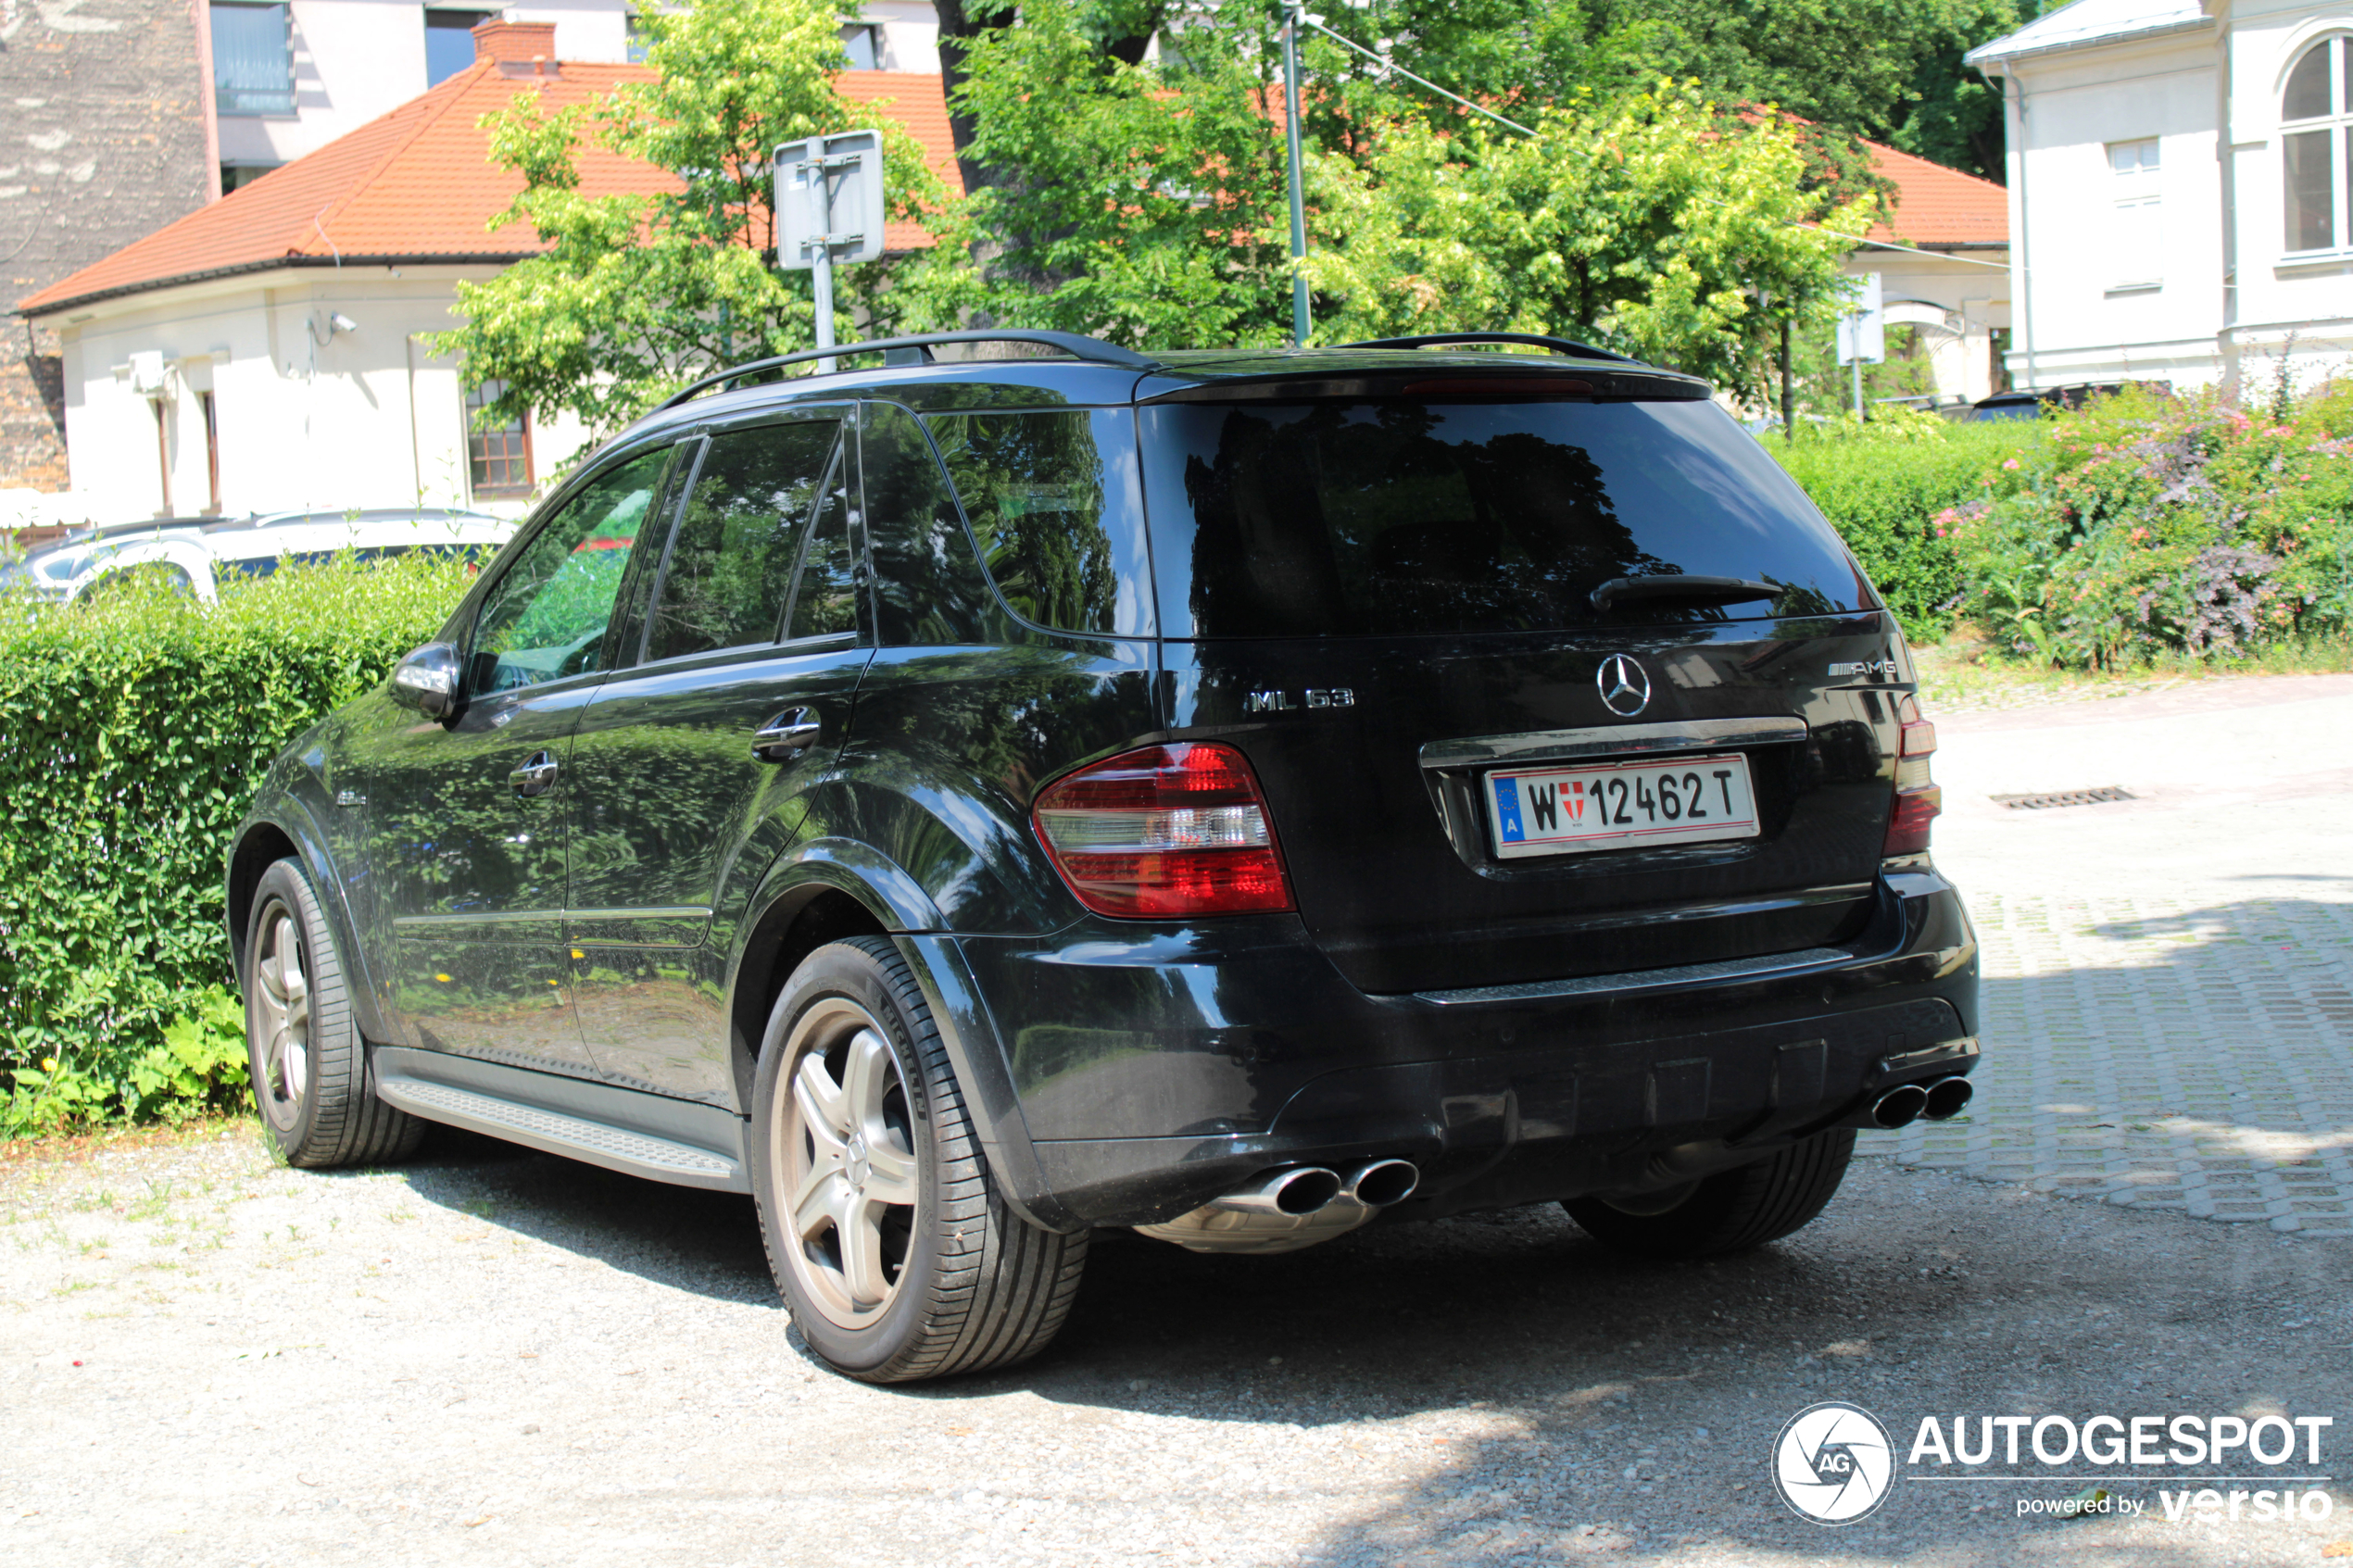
373,1047 -> 750,1193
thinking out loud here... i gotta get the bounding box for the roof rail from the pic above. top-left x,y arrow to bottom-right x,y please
654,330 -> 1159,412
1333,332 -> 1637,365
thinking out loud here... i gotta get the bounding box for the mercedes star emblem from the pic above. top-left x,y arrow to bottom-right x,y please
1597,653 -> 1652,717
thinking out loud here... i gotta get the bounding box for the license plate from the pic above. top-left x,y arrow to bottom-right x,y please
1487,752 -> 1759,859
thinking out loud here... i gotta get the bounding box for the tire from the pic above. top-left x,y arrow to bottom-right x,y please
748,936 -> 1088,1384
1563,1128 -> 1856,1259
243,858 -> 424,1169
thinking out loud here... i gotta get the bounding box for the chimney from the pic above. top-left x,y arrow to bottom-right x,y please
472,18 -> 560,75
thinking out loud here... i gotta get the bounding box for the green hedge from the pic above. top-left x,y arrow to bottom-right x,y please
0,556 -> 475,1134
1766,416 -> 2031,637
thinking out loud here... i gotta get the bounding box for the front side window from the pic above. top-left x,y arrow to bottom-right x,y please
470,448 -> 671,694
211,2 -> 295,117
466,379 -> 533,497
2284,37 -> 2352,252
643,419 -> 842,662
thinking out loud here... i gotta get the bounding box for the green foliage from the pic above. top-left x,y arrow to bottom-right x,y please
434,0 -> 973,442
1768,415 -> 2020,633
1937,384 -> 2353,668
0,555 -> 476,1134
1768,381 -> 2353,667
1297,87 -> 1872,402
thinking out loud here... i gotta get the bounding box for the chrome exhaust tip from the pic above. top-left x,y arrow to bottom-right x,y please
1342,1159 -> 1420,1208
1871,1084 -> 1930,1130
1920,1075 -> 1974,1122
1210,1166 -> 1342,1218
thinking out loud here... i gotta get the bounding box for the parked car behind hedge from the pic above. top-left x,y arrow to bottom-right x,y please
6,508 -> 510,606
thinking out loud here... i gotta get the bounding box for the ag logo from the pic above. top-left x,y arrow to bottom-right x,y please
1772,1401 -> 1894,1524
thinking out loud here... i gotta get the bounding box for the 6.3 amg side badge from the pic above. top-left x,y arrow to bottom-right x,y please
1596,654 -> 1651,718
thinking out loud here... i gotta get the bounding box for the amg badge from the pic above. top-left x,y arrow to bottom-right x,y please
1244,688 -> 1355,713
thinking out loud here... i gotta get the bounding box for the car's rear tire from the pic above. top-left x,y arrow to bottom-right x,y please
1562,1128 -> 1856,1259
749,936 -> 1088,1384
243,859 -> 424,1168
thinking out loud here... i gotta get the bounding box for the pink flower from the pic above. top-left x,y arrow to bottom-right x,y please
2129,527 -> 2150,543
1934,528 -> 1947,537
2002,458 -> 2021,470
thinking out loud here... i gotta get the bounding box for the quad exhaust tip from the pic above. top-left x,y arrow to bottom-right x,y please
1344,1158 -> 1420,1209
1921,1075 -> 1974,1121
1870,1083 -> 1930,1129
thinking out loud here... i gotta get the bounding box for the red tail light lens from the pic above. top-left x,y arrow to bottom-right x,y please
1032,743 -> 1294,918
1883,694 -> 1941,857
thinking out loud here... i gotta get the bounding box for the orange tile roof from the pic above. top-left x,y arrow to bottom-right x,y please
18,65 -> 965,317
1866,139 -> 2008,249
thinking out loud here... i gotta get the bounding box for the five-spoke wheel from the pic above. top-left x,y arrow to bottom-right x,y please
250,901 -> 312,1128
774,1000 -> 920,1327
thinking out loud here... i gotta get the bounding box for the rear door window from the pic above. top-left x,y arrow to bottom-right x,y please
924,408 -> 1153,636
1139,398 -> 1871,637
643,418 -> 841,662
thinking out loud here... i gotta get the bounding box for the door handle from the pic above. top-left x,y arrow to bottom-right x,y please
509,750 -> 560,798
752,708 -> 823,760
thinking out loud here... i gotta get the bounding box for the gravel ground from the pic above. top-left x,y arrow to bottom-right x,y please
6,671 -> 2353,1567
4,1127 -> 2349,1567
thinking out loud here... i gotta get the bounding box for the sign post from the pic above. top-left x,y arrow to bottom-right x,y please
1835,271 -> 1884,418
774,131 -> 886,374
1280,0 -> 1310,347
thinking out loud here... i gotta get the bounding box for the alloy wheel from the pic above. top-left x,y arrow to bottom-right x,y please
251,900 -> 311,1128
773,997 -> 918,1329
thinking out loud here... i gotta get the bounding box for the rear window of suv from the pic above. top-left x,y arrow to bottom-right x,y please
1139,397 -> 1871,638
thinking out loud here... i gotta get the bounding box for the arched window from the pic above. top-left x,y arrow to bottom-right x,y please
2284,36 -> 2351,252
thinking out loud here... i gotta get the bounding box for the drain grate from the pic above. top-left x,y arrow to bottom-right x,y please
1992,785 -> 2137,810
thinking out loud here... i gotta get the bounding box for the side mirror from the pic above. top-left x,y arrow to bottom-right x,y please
389,642 -> 462,719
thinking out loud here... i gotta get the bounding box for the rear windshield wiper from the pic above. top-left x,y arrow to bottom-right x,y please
1590,575 -> 1781,614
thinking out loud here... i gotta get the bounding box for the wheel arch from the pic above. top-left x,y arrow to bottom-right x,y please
226,809 -> 391,1044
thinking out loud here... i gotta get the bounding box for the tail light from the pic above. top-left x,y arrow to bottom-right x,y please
1883,694 -> 1941,857
1032,743 -> 1294,918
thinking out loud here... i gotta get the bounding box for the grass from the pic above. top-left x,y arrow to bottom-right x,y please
0,1111 -> 260,1167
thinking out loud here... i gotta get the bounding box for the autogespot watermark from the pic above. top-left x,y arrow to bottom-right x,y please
1771,1404 -> 2339,1527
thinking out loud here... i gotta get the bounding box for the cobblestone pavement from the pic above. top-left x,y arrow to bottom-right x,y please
1890,673 -> 2353,1233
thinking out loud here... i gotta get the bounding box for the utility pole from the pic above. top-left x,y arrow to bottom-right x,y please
1282,0 -> 1310,347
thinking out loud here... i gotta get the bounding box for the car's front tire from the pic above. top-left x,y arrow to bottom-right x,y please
749,937 -> 1088,1383
243,858 -> 424,1168
1563,1128 -> 1856,1258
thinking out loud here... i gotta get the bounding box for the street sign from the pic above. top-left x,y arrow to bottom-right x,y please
774,130 -> 885,270
1836,272 -> 1884,365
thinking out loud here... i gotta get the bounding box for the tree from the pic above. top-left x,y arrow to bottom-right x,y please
433,0 -> 969,443
1297,89 -> 1874,405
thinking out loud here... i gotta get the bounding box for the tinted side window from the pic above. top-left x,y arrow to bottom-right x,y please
858,402 -> 992,646
789,449 -> 859,638
923,408 -> 1153,636
471,446 -> 669,692
1140,399 -> 1871,638
645,420 -> 839,662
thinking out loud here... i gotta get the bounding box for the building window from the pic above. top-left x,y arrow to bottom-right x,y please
466,380 -> 534,496
841,21 -> 878,69
2107,137 -> 2162,290
212,2 -> 296,117
2284,36 -> 2351,253
425,9 -> 489,85
220,162 -> 281,194
626,12 -> 649,62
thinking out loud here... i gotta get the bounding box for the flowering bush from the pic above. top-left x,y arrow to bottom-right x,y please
1937,383 -> 2353,667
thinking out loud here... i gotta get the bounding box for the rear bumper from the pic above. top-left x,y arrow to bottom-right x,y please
950,863 -> 1978,1228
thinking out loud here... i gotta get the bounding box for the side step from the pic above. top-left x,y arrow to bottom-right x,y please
373,1047 -> 751,1194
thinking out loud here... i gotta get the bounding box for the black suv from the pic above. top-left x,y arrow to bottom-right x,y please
228,331 -> 1979,1383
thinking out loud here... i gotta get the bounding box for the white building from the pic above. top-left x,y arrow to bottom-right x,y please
1969,0 -> 2353,393
1849,141 -> 2015,407
208,0 -> 942,190
16,21 -> 961,523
